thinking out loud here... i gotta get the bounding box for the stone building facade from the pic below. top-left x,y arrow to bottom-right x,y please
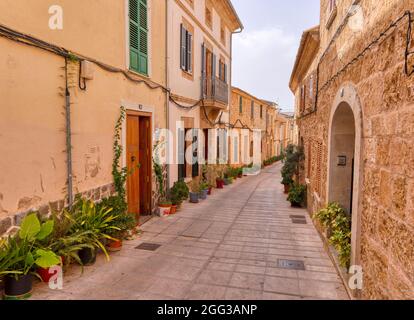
230,87 -> 296,165
290,0 -> 414,299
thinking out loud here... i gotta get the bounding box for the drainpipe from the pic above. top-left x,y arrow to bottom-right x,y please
64,58 -> 74,209
165,0 -> 171,190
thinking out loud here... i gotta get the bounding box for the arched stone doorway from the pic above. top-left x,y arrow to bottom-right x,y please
327,84 -> 363,267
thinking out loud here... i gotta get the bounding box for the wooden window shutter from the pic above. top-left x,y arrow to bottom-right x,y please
239,96 -> 243,114
180,24 -> 187,70
129,0 -> 148,75
129,0 -> 140,72
224,63 -> 227,82
201,43 -> 206,75
251,101 -> 254,119
187,32 -> 192,72
212,53 -> 216,77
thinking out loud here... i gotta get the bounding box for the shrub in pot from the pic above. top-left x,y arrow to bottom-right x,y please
199,181 -> 209,200
96,196 -> 136,251
169,180 -> 189,212
0,213 -> 60,300
189,180 -> 200,203
287,184 -> 307,207
281,176 -> 293,194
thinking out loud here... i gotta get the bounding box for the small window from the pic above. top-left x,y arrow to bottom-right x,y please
218,59 -> 227,82
220,21 -> 226,45
180,24 -> 193,74
260,105 -> 263,119
251,101 -> 254,119
239,96 -> 243,114
205,7 -> 212,28
300,85 -> 306,113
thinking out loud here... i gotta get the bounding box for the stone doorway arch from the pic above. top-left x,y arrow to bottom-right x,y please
327,84 -> 364,267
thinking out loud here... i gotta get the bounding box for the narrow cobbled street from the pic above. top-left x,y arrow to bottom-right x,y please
32,164 -> 348,300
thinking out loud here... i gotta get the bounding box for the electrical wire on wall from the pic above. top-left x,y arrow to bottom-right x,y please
298,8 -> 414,120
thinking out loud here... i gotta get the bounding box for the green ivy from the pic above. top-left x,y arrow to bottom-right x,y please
314,203 -> 352,268
112,107 -> 128,203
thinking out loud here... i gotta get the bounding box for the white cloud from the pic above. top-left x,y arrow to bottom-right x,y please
232,27 -> 298,111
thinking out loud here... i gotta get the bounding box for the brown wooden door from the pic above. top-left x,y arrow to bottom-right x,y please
126,115 -> 140,217
139,117 -> 151,216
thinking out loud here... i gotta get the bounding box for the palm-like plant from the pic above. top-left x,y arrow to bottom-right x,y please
67,199 -> 121,261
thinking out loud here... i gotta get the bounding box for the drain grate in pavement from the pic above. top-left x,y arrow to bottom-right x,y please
292,219 -> 307,224
277,259 -> 306,270
135,243 -> 162,251
290,215 -> 306,219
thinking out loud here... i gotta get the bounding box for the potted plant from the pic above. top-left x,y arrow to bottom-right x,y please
158,198 -> 172,217
189,180 -> 200,203
207,184 -> 213,195
0,213 -> 60,300
199,181 -> 209,200
287,184 -> 307,208
237,168 -> 243,178
281,176 -> 293,194
169,180 -> 189,212
68,198 -> 120,266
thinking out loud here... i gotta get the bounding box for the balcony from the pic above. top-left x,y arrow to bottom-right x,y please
201,75 -> 229,108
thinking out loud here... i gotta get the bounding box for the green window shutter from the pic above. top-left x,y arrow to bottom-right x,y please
129,0 -> 148,75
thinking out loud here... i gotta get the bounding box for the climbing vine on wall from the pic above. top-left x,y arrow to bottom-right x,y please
112,106 -> 128,202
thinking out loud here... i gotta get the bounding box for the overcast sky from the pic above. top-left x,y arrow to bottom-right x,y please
231,0 -> 320,112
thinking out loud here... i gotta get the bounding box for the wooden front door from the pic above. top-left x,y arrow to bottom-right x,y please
126,112 -> 152,221
205,49 -> 212,96
139,116 -> 151,216
127,115 -> 140,217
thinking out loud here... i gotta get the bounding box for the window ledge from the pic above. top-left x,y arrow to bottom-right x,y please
128,69 -> 150,80
326,6 -> 337,29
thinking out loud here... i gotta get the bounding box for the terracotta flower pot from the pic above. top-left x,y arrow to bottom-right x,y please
216,179 -> 224,189
284,184 -> 290,194
169,205 -> 177,215
107,239 -> 123,252
207,187 -> 212,195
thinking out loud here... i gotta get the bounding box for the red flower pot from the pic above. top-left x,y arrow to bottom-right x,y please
37,256 -> 63,283
107,239 -> 123,252
284,184 -> 291,194
170,205 -> 177,215
207,187 -> 212,195
216,179 -> 224,189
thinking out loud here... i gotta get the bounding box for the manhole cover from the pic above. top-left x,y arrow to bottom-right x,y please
277,259 -> 305,270
292,219 -> 307,224
135,243 -> 161,251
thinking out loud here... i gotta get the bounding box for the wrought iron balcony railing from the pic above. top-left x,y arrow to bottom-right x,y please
201,75 -> 229,105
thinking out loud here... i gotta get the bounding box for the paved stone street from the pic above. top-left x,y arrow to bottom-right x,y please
32,164 -> 348,300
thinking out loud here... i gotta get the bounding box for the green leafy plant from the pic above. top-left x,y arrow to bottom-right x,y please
314,203 -> 352,268
169,180 -> 189,206
0,213 -> 60,279
287,184 -> 307,206
200,181 -> 209,191
189,180 -> 200,193
281,144 -> 304,185
67,199 -> 120,261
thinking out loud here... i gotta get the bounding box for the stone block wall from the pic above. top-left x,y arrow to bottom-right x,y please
297,0 -> 414,299
0,183 -> 116,238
